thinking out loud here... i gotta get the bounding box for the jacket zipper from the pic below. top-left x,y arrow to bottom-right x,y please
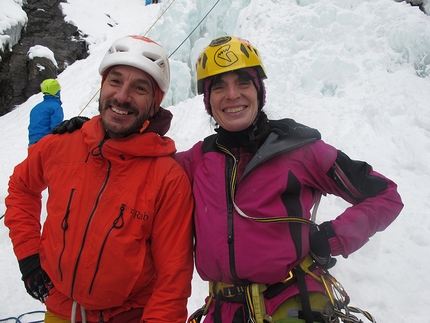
88,204 -> 125,294
58,188 -> 75,281
70,158 -> 112,299
217,142 -> 240,280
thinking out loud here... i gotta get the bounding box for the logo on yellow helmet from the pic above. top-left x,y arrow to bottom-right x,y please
214,44 -> 239,67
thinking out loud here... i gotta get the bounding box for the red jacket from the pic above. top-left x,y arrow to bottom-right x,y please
5,115 -> 194,323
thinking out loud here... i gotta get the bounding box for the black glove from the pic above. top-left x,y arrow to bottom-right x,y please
18,254 -> 54,303
309,221 -> 337,269
52,116 -> 90,134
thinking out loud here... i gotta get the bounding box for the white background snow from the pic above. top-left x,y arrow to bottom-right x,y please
1,0 -> 430,322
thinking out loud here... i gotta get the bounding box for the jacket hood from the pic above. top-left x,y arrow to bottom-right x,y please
43,95 -> 62,104
145,107 -> 172,136
81,115 -> 176,160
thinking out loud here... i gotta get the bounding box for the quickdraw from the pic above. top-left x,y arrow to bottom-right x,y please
321,272 -> 377,323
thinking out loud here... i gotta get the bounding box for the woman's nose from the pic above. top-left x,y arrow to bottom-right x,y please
224,84 -> 240,100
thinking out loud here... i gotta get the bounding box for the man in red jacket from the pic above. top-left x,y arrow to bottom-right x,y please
4,35 -> 194,323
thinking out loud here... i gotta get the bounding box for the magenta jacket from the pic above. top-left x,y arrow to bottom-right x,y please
176,118 -> 403,320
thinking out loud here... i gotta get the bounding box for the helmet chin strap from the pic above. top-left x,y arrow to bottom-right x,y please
139,86 -> 159,134
247,109 -> 262,143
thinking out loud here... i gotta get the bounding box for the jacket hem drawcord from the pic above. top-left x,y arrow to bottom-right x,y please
71,300 -> 87,323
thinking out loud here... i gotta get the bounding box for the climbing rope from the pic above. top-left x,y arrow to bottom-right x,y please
79,0 -> 221,115
0,310 -> 45,323
168,0 -> 221,58
78,88 -> 100,116
143,0 -> 178,37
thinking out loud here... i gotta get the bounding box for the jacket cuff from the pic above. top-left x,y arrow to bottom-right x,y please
328,236 -> 346,257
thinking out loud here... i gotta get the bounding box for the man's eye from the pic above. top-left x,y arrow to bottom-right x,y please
136,86 -> 150,93
109,78 -> 121,84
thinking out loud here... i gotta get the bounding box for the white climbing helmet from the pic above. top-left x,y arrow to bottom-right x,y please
99,35 -> 170,95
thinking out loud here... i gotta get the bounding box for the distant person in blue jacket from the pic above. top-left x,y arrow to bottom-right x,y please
28,79 -> 64,146
145,0 -> 159,5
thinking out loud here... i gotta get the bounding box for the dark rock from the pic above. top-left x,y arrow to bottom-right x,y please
0,0 -> 89,116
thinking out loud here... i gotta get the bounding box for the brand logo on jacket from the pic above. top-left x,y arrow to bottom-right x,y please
131,208 -> 149,220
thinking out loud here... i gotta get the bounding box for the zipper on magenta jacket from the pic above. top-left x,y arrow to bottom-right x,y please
58,188 -> 75,281
218,145 -> 240,280
88,204 -> 125,294
226,156 -> 239,280
70,159 -> 112,299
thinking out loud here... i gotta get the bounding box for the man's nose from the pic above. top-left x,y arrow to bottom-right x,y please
114,85 -> 132,103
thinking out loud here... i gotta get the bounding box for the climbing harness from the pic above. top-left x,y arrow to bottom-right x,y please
189,254 -> 377,323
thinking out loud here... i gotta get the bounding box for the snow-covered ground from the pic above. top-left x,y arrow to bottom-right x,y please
1,0 -> 430,322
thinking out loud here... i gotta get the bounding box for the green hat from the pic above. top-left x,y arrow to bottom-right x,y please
40,79 -> 61,97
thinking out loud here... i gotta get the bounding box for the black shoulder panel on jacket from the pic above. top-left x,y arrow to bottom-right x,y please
327,150 -> 388,201
269,118 -> 321,141
201,134 -> 218,153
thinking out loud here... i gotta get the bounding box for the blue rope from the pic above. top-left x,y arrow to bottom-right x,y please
169,0 -> 221,58
0,310 -> 45,323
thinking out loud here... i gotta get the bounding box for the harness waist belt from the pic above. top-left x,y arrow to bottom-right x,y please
209,254 -> 317,301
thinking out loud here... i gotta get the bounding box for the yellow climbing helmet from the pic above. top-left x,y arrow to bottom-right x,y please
40,79 -> 61,97
196,36 -> 267,94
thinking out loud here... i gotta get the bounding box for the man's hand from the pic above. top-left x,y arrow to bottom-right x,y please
18,254 -> 54,303
52,116 -> 90,134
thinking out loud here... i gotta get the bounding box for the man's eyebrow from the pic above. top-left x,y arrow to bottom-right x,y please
108,70 -> 153,86
108,70 -> 123,77
135,78 -> 153,87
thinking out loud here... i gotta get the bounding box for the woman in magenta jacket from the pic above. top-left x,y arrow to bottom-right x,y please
175,36 -> 403,323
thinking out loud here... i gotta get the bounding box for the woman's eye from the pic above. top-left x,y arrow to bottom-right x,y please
212,84 -> 224,91
239,80 -> 252,86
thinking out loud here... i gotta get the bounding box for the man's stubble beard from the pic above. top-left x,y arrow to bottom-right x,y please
98,99 -> 150,138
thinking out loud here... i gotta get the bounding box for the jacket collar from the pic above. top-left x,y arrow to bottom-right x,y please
81,115 -> 176,161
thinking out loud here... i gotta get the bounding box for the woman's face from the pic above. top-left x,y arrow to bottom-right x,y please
209,71 -> 259,132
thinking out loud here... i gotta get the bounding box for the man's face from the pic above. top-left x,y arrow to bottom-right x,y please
99,65 -> 155,138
